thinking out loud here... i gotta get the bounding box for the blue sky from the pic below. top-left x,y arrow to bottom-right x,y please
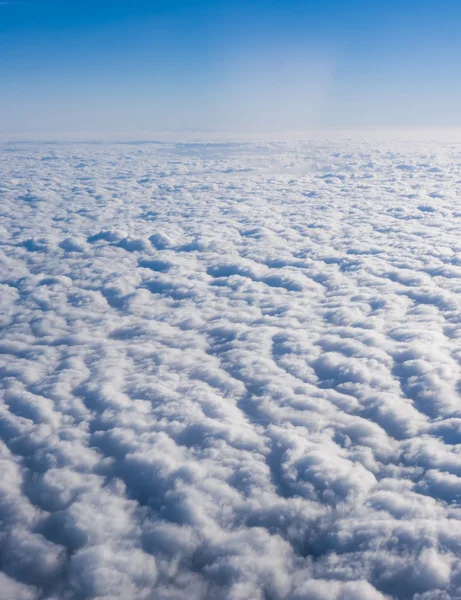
1,0 -> 461,133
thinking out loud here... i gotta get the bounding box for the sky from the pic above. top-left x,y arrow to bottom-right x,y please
1,0 -> 461,134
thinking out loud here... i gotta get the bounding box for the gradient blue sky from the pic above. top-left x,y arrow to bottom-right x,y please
1,0 -> 461,133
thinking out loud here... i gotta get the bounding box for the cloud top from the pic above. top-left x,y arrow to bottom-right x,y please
1,138 -> 461,598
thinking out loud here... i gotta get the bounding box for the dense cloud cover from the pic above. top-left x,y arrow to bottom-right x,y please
1,138 -> 461,599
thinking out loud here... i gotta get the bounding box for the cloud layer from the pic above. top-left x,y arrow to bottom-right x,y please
1,138 -> 461,599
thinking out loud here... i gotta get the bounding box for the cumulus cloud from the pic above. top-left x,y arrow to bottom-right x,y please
1,138 -> 461,598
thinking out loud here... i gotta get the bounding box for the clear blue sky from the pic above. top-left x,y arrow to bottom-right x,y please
1,0 -> 461,134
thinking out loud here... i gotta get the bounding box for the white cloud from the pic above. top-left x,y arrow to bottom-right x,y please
1,137 -> 461,598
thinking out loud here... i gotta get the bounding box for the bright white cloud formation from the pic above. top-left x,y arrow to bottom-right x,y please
1,138 -> 461,599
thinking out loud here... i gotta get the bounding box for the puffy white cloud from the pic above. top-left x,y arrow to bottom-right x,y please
1,138 -> 461,598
